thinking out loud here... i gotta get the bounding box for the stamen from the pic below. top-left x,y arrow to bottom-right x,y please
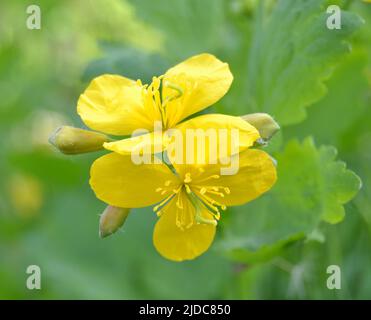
164,180 -> 172,187
176,211 -> 183,230
184,184 -> 192,194
184,172 -> 192,183
151,76 -> 161,91
197,195 -> 221,215
207,190 -> 225,197
153,193 -> 175,213
214,211 -> 221,220
195,207 -> 217,226
190,183 -> 230,220
176,194 -> 183,209
197,174 -> 220,183
201,193 -> 223,207
186,207 -> 194,229
195,190 -> 226,219
194,185 -> 229,198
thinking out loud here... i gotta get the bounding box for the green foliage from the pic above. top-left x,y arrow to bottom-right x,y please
243,0 -> 364,125
220,138 -> 361,263
83,45 -> 169,84
285,50 -> 370,146
129,0 -> 227,60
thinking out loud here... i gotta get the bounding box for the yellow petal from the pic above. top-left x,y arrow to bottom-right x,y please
192,149 -> 277,206
90,152 -> 179,208
163,54 -> 233,127
175,113 -> 260,151
153,191 -> 216,261
170,114 -> 260,175
77,75 -> 158,135
103,131 -> 165,156
105,114 -> 259,162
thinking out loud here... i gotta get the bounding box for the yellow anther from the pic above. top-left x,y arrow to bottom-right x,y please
200,187 -> 207,195
198,174 -> 220,183
164,180 -> 172,187
207,190 -> 225,197
155,187 -> 163,193
195,214 -> 217,226
161,190 -> 167,195
224,187 -> 231,194
184,173 -> 192,183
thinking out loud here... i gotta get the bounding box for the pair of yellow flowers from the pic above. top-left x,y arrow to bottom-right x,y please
76,53 -> 277,261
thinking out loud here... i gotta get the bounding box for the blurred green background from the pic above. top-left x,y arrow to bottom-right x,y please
0,0 -> 370,299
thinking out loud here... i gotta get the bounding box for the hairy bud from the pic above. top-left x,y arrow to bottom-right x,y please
99,206 -> 131,238
49,126 -> 110,154
241,113 -> 280,141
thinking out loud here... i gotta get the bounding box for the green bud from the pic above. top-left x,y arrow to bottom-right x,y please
99,206 -> 131,238
241,113 -> 280,141
49,126 -> 110,155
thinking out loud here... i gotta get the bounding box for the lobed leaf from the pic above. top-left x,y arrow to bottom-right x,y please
219,137 -> 361,263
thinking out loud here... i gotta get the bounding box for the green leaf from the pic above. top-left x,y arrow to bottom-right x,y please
219,137 -> 361,263
244,0 -> 364,126
83,45 -> 170,84
285,50 -> 370,147
223,233 -> 304,265
128,0 -> 227,60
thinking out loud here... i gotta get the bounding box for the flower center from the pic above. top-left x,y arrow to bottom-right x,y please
191,173 -> 229,221
152,171 -> 230,230
142,76 -> 184,129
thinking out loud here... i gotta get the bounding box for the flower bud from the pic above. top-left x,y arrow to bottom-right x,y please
49,126 -> 110,154
241,113 -> 280,140
99,206 -> 131,238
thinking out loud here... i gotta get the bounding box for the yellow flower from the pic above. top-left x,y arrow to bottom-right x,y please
90,149 -> 277,261
74,52 -> 278,261
77,53 -> 258,155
